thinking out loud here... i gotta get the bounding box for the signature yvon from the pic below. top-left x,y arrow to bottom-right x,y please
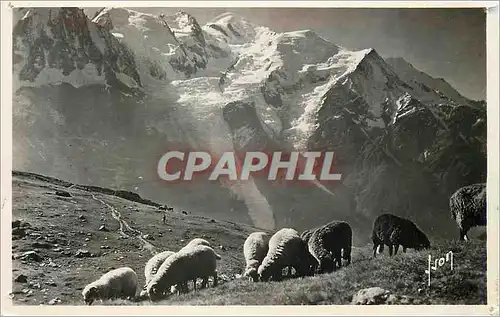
424,251 -> 454,286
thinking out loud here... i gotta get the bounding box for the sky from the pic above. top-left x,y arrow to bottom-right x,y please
88,7 -> 487,101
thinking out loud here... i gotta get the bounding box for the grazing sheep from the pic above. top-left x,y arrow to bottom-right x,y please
177,237 -> 214,290
372,213 -> 430,257
138,251 -> 176,298
146,245 -> 220,301
308,221 -> 352,273
243,232 -> 269,282
82,267 -> 138,305
258,228 -> 314,282
449,183 -> 487,241
142,238 -> 212,296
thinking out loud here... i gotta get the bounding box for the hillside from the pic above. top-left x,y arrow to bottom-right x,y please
10,171 -> 264,305
115,240 -> 487,305
12,7 -> 487,238
9,171 -> 486,306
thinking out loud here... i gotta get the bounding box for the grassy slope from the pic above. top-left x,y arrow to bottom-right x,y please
10,172 -> 486,305
107,240 -> 485,305
10,172 -> 263,305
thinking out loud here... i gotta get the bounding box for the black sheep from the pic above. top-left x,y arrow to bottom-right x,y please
449,183 -> 487,241
372,213 -> 430,257
308,221 -> 352,273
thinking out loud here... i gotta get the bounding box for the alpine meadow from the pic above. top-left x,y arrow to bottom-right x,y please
7,6 -> 491,308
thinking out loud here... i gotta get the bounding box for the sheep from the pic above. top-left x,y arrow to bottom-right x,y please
177,237 -> 213,290
257,228 -> 314,282
140,239 -> 213,298
307,221 -> 352,274
372,213 -> 430,257
82,267 -> 138,305
242,232 -> 269,282
146,245 -> 220,301
449,183 -> 487,241
138,251 -> 176,298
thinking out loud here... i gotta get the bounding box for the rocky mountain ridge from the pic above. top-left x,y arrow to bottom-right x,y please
12,7 -> 486,237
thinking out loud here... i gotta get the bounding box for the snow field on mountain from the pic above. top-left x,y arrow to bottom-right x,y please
13,8 -> 480,232
170,76 -> 276,230
203,12 -> 258,45
285,48 -> 375,150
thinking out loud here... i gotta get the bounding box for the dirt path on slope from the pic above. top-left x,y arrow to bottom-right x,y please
90,193 -> 156,255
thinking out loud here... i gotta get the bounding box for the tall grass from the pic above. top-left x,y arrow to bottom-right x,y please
102,239 -> 486,305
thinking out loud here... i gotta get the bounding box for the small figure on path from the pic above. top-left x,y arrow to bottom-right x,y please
218,72 -> 226,92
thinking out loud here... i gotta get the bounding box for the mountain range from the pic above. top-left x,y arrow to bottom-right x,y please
12,7 -> 486,242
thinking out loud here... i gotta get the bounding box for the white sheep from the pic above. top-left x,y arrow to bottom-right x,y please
176,237 -> 213,291
243,232 -> 269,282
82,267 -> 138,305
138,250 -> 175,298
257,228 -> 313,282
146,245 -> 220,301
140,239 -> 213,297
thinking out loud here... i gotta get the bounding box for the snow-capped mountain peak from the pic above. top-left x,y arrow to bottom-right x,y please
13,8 -> 484,232
203,12 -> 258,45
13,7 -> 143,93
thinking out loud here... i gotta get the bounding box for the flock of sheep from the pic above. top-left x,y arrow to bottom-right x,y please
82,238 -> 220,304
80,183 -> 487,305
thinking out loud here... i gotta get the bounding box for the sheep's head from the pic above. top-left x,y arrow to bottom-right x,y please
147,282 -> 164,302
243,267 -> 258,282
297,241 -> 316,276
257,264 -> 272,282
318,255 -> 335,273
82,285 -> 99,305
415,229 -> 431,250
138,288 -> 148,299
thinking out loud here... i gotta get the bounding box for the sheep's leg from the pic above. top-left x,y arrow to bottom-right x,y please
274,271 -> 283,281
312,260 -> 319,274
394,245 -> 399,255
201,277 -> 208,289
461,225 -> 470,242
180,282 -> 188,293
372,243 -> 379,258
388,245 -> 393,256
178,283 -> 186,294
335,250 -> 342,269
127,287 -> 137,299
330,258 -> 336,273
213,271 -> 218,287
192,278 -> 197,292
